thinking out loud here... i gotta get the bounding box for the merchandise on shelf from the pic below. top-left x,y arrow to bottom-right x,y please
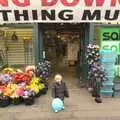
100,50 -> 116,96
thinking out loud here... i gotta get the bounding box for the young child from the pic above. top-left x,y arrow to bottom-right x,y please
52,74 -> 69,108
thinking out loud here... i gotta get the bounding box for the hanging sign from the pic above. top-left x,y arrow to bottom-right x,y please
0,0 -> 120,23
100,27 -> 120,55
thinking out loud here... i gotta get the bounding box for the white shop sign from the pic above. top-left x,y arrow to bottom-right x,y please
0,0 -> 120,23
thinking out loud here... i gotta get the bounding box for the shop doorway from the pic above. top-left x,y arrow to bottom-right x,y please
43,23 -> 88,88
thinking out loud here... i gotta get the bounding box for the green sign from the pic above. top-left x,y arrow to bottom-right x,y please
100,27 -> 120,55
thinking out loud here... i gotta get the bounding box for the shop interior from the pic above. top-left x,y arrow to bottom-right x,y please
43,23 -> 86,88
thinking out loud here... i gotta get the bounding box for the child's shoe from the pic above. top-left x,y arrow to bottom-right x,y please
55,110 -> 58,113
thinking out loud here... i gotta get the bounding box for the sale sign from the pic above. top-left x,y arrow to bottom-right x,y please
101,27 -> 120,55
0,0 -> 120,23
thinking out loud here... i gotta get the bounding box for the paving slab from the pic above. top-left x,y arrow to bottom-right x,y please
0,88 -> 120,120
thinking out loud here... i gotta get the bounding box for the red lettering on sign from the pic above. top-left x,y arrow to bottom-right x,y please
0,0 -> 119,7
42,0 -> 57,6
12,0 -> 30,7
0,0 -> 8,7
85,0 -> 105,6
111,0 -> 120,6
61,0 -> 79,6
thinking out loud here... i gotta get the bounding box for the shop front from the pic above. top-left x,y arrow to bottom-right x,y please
0,0 -> 119,102
0,0 -> 119,83
0,23 -> 119,87
0,23 -> 91,85
93,24 -> 120,77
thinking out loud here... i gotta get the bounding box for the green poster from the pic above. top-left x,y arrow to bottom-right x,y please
100,27 -> 120,55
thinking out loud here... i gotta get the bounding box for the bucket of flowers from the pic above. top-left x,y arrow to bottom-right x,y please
25,65 -> 35,78
10,84 -> 24,105
12,72 -> 31,84
23,89 -> 35,105
2,68 -> 15,74
0,74 -> 12,84
35,83 -> 46,97
28,76 -> 43,97
0,89 -> 11,107
10,93 -> 23,105
39,83 -> 47,95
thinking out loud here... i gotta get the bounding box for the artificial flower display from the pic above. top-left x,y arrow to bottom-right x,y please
25,65 -> 35,77
23,89 -> 35,99
0,61 -> 51,107
86,44 -> 100,66
15,86 -> 24,97
0,74 -> 12,83
23,89 -> 35,105
86,44 -> 107,103
0,85 -> 6,93
26,77 -> 45,94
4,84 -> 15,96
2,68 -> 15,74
12,73 -> 30,83
35,60 -> 51,80
25,65 -> 35,72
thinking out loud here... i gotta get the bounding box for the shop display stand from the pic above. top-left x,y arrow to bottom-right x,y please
0,60 -> 51,107
86,44 -> 107,103
100,50 -> 116,97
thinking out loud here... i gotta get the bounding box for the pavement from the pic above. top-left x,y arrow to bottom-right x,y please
1,67 -> 120,120
1,87 -> 120,120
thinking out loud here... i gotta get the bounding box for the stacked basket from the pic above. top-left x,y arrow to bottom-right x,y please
100,50 -> 117,96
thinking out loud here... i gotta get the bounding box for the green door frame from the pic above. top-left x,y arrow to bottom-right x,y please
34,23 -> 44,64
78,23 -> 93,83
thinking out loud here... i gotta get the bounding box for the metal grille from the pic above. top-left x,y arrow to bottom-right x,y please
0,28 -> 35,68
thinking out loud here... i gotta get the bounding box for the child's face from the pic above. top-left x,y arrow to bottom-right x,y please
56,78 -> 62,83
